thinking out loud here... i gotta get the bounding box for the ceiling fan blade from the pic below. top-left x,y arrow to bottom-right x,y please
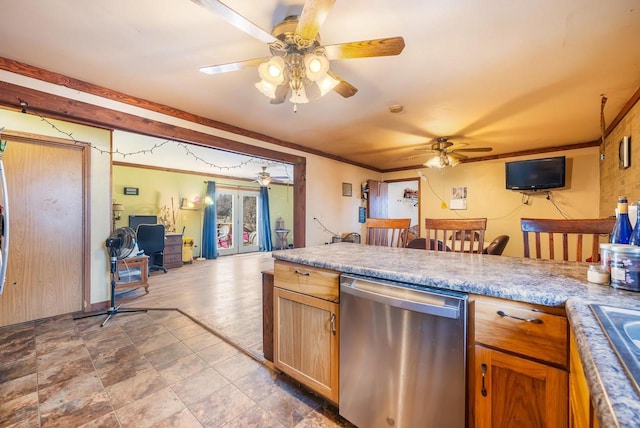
199,58 -> 267,75
296,0 -> 336,41
324,36 -> 405,60
452,147 -> 493,153
327,71 -> 358,98
191,0 -> 277,44
453,153 -> 468,159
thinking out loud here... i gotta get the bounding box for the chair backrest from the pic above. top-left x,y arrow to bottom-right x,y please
424,218 -> 487,254
483,235 -> 510,256
136,224 -> 166,254
520,218 -> 616,261
365,218 -> 411,247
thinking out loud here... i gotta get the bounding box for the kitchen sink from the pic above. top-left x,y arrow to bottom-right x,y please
590,304 -> 640,394
624,321 -> 640,350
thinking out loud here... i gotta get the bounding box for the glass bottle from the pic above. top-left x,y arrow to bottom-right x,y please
630,200 -> 640,245
611,196 -> 633,244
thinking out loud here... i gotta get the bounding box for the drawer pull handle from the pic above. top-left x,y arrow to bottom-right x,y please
294,270 -> 310,276
330,313 -> 337,336
481,363 -> 488,397
496,310 -> 543,324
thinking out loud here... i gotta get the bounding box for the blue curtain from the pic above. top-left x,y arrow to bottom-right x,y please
201,181 -> 218,259
259,186 -> 273,251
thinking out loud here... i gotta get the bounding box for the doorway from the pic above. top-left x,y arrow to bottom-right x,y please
216,189 -> 259,256
0,133 -> 86,327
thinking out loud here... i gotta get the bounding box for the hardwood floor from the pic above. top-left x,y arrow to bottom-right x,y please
121,252 -> 275,361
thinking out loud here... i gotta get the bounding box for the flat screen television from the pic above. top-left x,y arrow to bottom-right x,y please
505,156 -> 566,190
129,215 -> 158,231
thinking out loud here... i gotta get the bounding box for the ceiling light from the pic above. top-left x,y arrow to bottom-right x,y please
255,80 -> 278,99
257,175 -> 272,186
256,50 -> 333,111
316,74 -> 340,96
423,153 -> 460,168
389,104 -> 404,113
304,52 -> 329,81
424,156 -> 445,168
258,56 -> 286,85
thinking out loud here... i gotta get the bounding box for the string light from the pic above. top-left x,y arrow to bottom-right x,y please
2,99 -> 284,173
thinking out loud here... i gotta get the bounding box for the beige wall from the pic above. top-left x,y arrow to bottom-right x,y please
384,147 -> 601,258
600,98 -> 640,215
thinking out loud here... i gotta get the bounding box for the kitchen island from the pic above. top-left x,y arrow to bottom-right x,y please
271,243 -> 640,428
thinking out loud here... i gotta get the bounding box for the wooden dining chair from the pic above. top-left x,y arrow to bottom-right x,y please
365,218 -> 411,247
521,218 -> 616,262
423,218 -> 488,254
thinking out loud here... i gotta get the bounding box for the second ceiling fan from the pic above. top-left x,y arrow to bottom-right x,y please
417,137 -> 493,168
192,0 -> 405,110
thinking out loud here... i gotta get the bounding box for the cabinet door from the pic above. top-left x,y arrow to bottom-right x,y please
273,287 -> 339,403
475,345 -> 568,428
569,331 -> 599,428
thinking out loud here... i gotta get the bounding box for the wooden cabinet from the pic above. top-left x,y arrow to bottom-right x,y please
470,296 -> 569,428
262,270 -> 274,362
273,260 -> 340,404
115,256 -> 149,293
569,330 -> 600,428
164,232 -> 183,269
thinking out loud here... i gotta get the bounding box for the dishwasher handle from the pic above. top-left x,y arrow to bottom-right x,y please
340,277 -> 464,320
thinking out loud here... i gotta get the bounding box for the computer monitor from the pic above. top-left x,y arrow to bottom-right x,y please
128,215 -> 158,231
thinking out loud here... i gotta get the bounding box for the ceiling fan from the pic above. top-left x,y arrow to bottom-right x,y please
191,0 -> 405,110
255,166 -> 290,186
416,137 -> 493,168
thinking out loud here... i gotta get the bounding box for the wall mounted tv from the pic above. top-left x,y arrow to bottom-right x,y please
505,156 -> 566,190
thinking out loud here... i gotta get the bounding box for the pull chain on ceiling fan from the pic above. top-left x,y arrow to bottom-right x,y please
192,0 -> 405,111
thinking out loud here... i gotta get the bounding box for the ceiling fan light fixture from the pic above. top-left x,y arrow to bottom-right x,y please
255,79 -> 278,99
258,56 -> 286,84
316,73 -> 340,96
303,52 -> 329,81
447,155 -> 461,167
423,156 -> 445,168
257,175 -> 272,186
289,85 -> 310,105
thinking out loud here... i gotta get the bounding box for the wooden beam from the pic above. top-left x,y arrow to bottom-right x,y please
0,56 -> 379,172
0,80 -> 308,247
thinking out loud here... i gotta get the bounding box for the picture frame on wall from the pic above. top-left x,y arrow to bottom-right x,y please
124,187 -> 139,195
342,182 -> 352,197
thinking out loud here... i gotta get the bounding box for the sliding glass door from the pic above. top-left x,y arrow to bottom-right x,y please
216,189 -> 259,255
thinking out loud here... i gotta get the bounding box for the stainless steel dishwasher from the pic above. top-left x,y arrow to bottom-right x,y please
339,274 -> 467,428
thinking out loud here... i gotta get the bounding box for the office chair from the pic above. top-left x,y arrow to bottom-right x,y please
136,224 -> 168,273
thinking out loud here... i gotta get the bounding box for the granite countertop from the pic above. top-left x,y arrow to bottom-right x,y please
272,243 -> 640,427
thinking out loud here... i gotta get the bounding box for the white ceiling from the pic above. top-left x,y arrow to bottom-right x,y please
0,0 -> 639,172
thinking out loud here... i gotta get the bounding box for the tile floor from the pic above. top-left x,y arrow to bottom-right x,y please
0,309 -> 352,427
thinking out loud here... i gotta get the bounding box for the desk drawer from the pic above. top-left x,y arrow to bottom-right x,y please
474,298 -> 568,367
274,260 -> 339,302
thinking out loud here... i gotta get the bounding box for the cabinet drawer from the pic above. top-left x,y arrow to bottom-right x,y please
474,298 -> 568,367
274,260 -> 339,302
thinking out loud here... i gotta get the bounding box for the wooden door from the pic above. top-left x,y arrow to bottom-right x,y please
367,179 -> 388,218
273,287 -> 339,403
475,345 -> 568,428
0,134 -> 85,326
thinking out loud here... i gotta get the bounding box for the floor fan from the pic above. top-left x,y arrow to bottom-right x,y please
74,227 -> 147,326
